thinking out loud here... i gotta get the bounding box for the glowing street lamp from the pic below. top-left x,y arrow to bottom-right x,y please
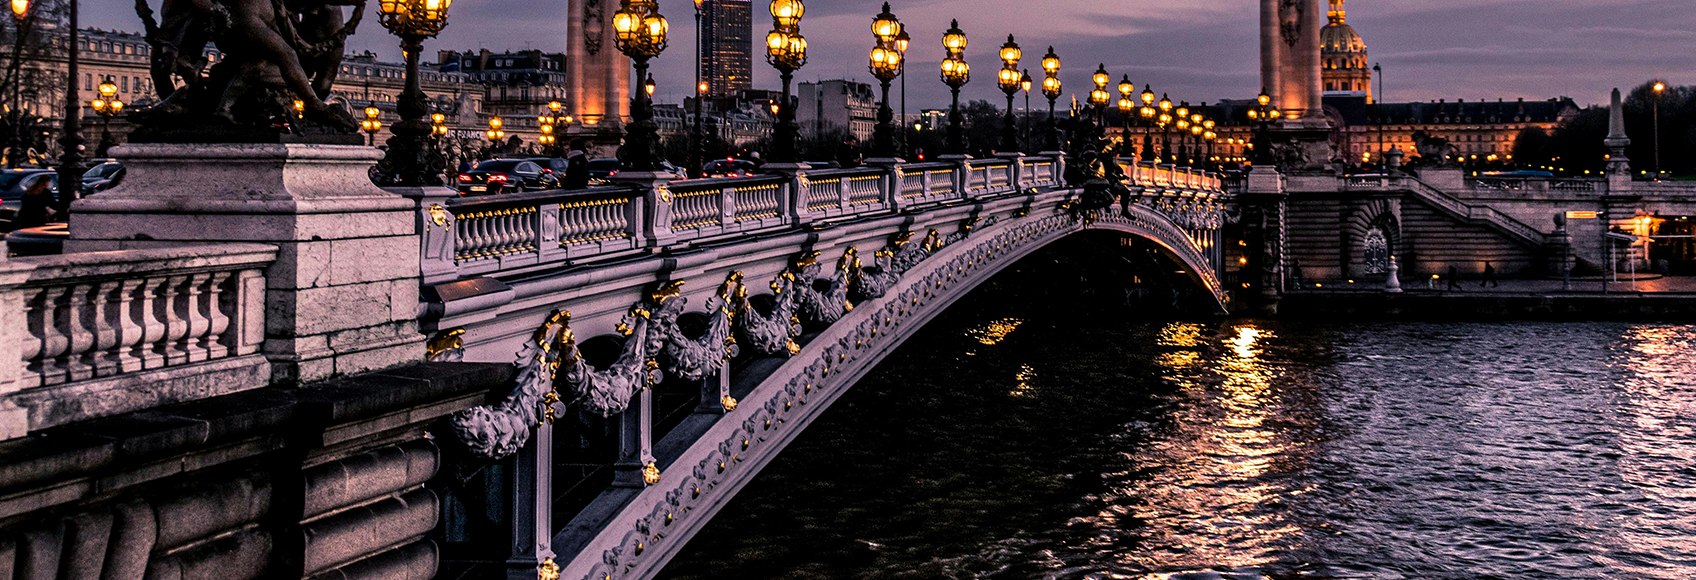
766,0 -> 808,165
89,77 -> 125,156
939,21 -> 971,156
996,35 -> 1022,153
360,106 -> 383,146
1088,64 -> 1110,120
1040,46 -> 1062,151
614,0 -> 670,172
867,3 -> 903,159
875,20 -> 902,158
374,0 -> 453,185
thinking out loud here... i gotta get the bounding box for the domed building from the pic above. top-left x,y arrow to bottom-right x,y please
1321,0 -> 1373,102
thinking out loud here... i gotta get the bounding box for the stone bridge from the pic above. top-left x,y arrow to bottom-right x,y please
0,146 -> 1230,580
416,155 -> 1229,578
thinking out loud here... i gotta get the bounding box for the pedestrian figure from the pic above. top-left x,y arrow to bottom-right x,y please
1481,262 -> 1499,288
1446,265 -> 1462,291
13,176 -> 57,229
564,139 -> 590,190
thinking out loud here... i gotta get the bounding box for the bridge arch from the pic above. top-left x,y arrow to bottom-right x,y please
532,198 -> 1225,578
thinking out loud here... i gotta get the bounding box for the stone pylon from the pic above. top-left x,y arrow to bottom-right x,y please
566,0 -> 632,147
1605,87 -> 1632,176
1262,0 -> 1326,128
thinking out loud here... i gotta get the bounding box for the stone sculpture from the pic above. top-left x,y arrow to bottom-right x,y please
132,0 -> 363,140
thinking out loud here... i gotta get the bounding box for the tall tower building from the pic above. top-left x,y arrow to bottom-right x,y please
1321,0 -> 1372,102
700,0 -> 753,97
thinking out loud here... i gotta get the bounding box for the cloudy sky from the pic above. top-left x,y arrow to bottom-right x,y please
85,0 -> 1696,109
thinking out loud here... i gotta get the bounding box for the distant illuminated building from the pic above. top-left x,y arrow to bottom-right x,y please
700,0 -> 753,98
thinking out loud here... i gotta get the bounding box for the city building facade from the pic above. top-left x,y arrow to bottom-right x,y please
797,80 -> 877,143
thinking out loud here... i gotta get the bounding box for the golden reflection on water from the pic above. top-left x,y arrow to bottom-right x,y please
1010,364 -> 1038,398
1605,325 -> 1696,579
1089,322 -> 1311,572
967,317 -> 1025,346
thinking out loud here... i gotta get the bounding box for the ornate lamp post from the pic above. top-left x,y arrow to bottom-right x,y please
867,3 -> 902,160
537,106 -> 558,155
1247,88 -> 1281,165
939,20 -> 970,156
360,106 -> 382,146
1157,93 -> 1173,163
1653,80 -> 1666,178
1173,102 -> 1190,164
485,115 -> 505,157
1115,75 -> 1134,157
995,35 -> 1022,154
1040,47 -> 1061,151
430,112 -> 449,139
89,77 -> 125,156
613,0 -> 670,172
374,0 -> 453,185
1139,85 -> 1156,160
763,0 -> 807,166
894,29 -> 910,157
1019,70 -> 1033,151
692,0 -> 704,178
53,0 -> 83,213
1089,64 -> 1110,123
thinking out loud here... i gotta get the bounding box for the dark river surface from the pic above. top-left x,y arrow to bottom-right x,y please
658,281 -> 1696,578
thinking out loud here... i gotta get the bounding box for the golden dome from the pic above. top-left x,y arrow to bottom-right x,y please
1321,0 -> 1366,66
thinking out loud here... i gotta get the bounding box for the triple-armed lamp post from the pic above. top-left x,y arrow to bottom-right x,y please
1115,75 -> 1134,157
1089,64 -> 1110,124
90,77 -> 124,156
1139,85 -> 1156,160
612,0 -> 669,172
1040,47 -> 1061,151
375,0 -> 452,185
1247,88 -> 1282,165
1156,93 -> 1173,163
939,20 -> 970,156
538,100 -> 561,156
765,0 -> 807,165
995,35 -> 1022,154
360,106 -> 382,146
868,3 -> 903,160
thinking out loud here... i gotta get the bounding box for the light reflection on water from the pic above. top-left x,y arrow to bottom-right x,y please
661,318 -> 1696,580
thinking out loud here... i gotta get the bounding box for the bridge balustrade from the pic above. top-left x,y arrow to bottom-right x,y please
0,244 -> 275,435
417,156 -> 1214,285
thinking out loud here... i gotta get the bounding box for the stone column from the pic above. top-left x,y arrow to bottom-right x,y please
67,144 -> 422,385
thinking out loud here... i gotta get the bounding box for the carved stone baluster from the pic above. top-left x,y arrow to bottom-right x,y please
134,277 -> 168,369
63,283 -> 96,382
21,287 -> 58,387
112,278 -> 146,373
87,280 -> 124,376
182,272 -> 213,363
161,275 -> 192,366
203,271 -> 234,359
456,213 -> 476,260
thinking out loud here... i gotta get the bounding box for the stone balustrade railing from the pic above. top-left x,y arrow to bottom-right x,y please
417,156 -> 1233,285
0,244 -> 275,437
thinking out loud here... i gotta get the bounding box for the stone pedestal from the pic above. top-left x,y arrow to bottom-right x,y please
67,144 -> 423,385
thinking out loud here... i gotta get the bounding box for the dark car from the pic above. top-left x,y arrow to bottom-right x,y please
81,161 -> 126,193
1,169 -> 58,225
455,159 -> 558,195
702,159 -> 760,179
525,157 -> 569,178
586,158 -> 621,185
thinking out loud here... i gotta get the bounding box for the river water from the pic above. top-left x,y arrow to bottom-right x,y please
659,289 -> 1696,578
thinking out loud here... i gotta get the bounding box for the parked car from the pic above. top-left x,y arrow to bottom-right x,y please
455,159 -> 557,195
587,158 -> 621,184
0,169 -> 58,226
81,161 -> 126,193
525,157 -> 570,179
701,159 -> 760,179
